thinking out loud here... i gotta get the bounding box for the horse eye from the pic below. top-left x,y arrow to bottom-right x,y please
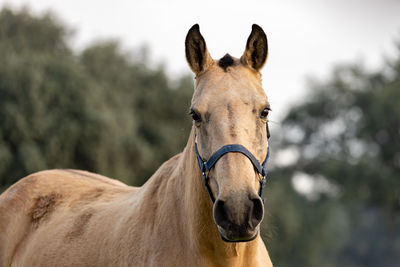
190,110 -> 202,122
260,108 -> 270,119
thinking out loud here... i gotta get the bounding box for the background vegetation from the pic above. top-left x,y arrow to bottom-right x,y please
0,8 -> 399,266
0,7 -> 193,187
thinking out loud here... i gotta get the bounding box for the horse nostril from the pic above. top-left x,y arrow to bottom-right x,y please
249,197 -> 264,229
213,199 -> 230,229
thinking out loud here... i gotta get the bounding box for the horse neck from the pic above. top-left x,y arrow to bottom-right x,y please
178,128 -> 258,260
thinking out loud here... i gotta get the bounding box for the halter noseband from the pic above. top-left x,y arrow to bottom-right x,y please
194,135 -> 270,203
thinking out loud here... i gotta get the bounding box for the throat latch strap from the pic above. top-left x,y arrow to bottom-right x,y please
194,136 -> 270,203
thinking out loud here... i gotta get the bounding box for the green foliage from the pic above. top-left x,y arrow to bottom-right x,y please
0,8 -> 70,54
0,7 -> 192,189
264,48 -> 400,266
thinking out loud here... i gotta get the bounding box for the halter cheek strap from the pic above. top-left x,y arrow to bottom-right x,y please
194,136 -> 270,203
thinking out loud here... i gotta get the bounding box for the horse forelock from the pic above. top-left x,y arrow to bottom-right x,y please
218,53 -> 235,71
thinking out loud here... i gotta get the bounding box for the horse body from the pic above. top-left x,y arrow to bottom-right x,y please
0,133 -> 271,266
0,24 -> 273,266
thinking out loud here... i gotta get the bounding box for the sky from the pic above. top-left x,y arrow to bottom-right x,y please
1,0 -> 400,130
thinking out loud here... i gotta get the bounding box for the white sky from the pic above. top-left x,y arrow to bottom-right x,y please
1,0 -> 400,130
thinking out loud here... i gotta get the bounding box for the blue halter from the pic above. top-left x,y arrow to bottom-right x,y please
194,135 -> 270,203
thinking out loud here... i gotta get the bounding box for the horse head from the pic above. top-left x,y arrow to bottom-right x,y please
185,24 -> 270,242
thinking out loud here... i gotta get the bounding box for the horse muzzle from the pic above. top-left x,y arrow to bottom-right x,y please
213,194 -> 264,242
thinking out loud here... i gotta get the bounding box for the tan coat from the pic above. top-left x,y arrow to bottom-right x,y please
0,132 -> 272,266
0,24 -> 273,266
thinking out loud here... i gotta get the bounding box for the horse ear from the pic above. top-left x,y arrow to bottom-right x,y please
185,24 -> 213,75
241,24 -> 268,71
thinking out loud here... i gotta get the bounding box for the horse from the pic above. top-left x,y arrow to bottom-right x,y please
0,24 -> 273,266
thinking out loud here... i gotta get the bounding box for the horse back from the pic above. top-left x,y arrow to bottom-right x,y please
0,169 -> 134,266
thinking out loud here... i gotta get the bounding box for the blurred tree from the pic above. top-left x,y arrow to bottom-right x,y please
0,7 -> 91,187
264,44 -> 400,266
0,7 -> 192,189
